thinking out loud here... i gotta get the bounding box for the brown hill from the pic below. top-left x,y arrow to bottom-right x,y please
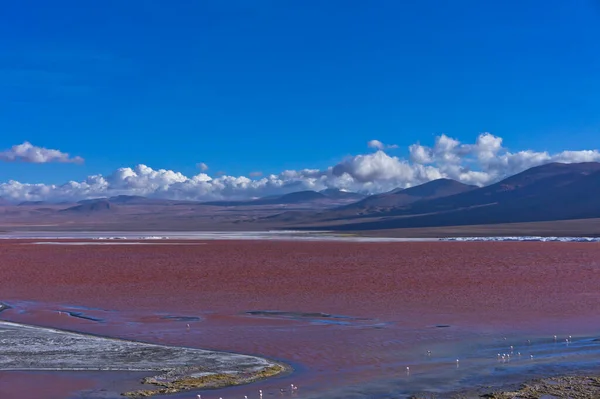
347,178 -> 476,210
203,190 -> 329,206
298,178 -> 477,223
60,199 -> 115,214
304,162 -> 600,231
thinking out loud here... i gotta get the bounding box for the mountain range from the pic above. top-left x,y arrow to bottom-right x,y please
1,162 -> 600,236
291,162 -> 600,231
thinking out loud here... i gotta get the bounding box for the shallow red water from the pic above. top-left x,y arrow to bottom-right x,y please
0,371 -> 96,399
2,240 -> 600,398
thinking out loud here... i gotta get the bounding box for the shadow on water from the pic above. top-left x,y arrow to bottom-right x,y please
160,315 -> 203,322
244,310 -> 390,328
64,311 -> 104,322
245,310 -> 371,320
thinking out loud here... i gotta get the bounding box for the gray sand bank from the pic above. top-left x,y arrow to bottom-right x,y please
0,321 -> 286,396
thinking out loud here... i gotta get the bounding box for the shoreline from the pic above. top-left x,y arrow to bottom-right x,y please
2,216 -> 600,238
418,374 -> 600,399
0,319 -> 289,397
2,230 -> 600,243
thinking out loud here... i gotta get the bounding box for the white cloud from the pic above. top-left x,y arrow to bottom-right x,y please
1,133 -> 599,202
0,141 -> 83,164
196,162 -> 209,171
367,140 -> 385,150
367,139 -> 398,151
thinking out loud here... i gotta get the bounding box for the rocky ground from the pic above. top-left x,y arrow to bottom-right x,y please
482,376 -> 600,399
410,375 -> 600,398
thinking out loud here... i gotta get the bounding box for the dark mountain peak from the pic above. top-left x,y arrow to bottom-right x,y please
344,178 -> 477,211
527,161 -> 600,172
490,162 -> 600,192
506,161 -> 600,179
398,178 -> 477,196
275,190 -> 327,203
202,190 -> 328,207
320,188 -> 366,200
108,195 -> 148,204
77,197 -> 108,205
17,200 -> 47,206
61,199 -> 115,213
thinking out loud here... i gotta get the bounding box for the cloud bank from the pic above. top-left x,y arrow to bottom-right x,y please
0,142 -> 84,164
1,133 -> 599,202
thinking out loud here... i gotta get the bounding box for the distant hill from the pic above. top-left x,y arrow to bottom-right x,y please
377,162 -> 600,217
304,178 -> 477,223
17,200 -> 48,206
203,190 -> 329,206
347,178 -> 477,210
303,162 -> 600,230
319,188 -> 366,201
61,199 -> 115,214
262,190 -> 327,204
77,198 -> 108,205
107,195 -> 150,204
264,178 -> 477,224
5,162 -> 600,234
106,195 -> 196,206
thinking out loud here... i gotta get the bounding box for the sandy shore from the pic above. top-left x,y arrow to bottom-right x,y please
0,319 -> 285,397
2,239 -> 600,398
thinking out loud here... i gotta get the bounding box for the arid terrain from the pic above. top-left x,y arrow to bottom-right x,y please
2,240 -> 600,398
2,162 -> 600,237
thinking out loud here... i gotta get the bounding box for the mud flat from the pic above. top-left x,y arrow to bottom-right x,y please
485,375 -> 600,398
408,375 -> 600,398
0,320 -> 286,397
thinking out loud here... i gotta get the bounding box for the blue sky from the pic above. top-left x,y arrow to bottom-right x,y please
0,1 -> 599,199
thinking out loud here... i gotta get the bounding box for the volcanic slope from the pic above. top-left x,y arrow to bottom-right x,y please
292,162 -> 600,230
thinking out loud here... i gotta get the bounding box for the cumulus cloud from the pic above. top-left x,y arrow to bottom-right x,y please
0,141 -> 84,164
367,139 -> 398,151
407,133 -> 600,184
1,133 -> 599,202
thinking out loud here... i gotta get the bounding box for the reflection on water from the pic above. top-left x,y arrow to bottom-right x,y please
1,300 -> 600,399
